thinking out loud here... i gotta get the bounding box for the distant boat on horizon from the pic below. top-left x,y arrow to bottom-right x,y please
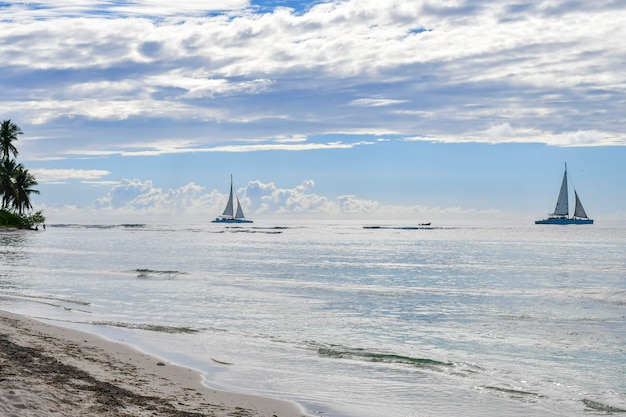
535,163 -> 593,225
212,175 -> 253,224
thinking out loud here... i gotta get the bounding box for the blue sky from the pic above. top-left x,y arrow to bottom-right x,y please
1,0 -> 625,224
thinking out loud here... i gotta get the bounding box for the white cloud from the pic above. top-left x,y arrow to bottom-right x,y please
244,179 -> 335,214
60,138 -> 375,157
190,140 -> 375,154
145,73 -> 275,99
404,125 -> 626,147
485,122 -> 515,138
108,0 -> 249,16
273,135 -> 308,143
1,100 -> 228,125
348,98 -> 408,107
30,168 -> 111,183
94,179 -> 208,211
326,128 -> 402,136
546,130 -> 617,147
3,0 -> 249,19
335,195 -> 379,213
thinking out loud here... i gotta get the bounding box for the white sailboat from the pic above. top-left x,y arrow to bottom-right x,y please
535,163 -> 593,225
212,175 -> 253,223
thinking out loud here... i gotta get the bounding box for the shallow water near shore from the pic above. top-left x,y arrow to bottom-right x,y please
1,221 -> 625,417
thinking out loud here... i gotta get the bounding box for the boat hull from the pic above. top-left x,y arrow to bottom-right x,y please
535,218 -> 593,225
212,218 -> 253,224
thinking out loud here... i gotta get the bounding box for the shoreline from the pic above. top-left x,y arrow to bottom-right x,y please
0,309 -> 308,417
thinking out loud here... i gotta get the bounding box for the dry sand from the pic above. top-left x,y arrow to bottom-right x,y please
0,310 -> 308,417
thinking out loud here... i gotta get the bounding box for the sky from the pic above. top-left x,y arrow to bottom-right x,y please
1,0 -> 625,225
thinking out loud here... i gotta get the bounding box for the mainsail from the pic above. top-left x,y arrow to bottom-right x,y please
552,167 -> 569,217
222,178 -> 235,217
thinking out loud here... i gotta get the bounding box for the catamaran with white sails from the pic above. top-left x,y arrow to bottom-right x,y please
212,175 -> 253,223
535,163 -> 593,225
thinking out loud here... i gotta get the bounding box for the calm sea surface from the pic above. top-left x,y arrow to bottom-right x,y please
1,221 -> 625,417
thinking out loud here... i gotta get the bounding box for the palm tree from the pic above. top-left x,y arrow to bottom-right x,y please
0,119 -> 23,160
12,166 -> 40,214
0,158 -> 22,209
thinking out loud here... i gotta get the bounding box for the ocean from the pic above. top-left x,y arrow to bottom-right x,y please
1,221 -> 625,417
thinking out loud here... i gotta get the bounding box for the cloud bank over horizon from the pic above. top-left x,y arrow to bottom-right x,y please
39,177 -> 511,224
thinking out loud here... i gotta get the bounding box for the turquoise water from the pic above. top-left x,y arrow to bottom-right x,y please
1,221 -> 625,416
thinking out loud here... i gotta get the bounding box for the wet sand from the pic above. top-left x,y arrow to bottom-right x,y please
0,310 -> 308,417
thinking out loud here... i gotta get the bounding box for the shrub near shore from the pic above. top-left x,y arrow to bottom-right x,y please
0,209 -> 45,229
0,119 -> 45,229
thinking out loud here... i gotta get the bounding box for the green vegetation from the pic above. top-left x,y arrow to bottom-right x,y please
0,119 -> 44,229
0,209 -> 45,229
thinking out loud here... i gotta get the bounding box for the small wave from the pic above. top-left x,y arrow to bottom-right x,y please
582,399 -> 626,413
37,295 -> 90,306
498,314 -> 535,321
0,292 -> 91,312
363,225 -> 439,230
211,358 -> 234,365
315,344 -> 451,369
590,290 -> 626,307
91,321 -> 199,334
133,269 -> 187,279
50,224 -> 145,229
480,386 -> 546,400
230,229 -> 283,234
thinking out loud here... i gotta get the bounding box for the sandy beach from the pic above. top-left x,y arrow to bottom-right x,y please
0,310 -> 308,417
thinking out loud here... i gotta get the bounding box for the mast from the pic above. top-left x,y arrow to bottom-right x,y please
552,163 -> 569,217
